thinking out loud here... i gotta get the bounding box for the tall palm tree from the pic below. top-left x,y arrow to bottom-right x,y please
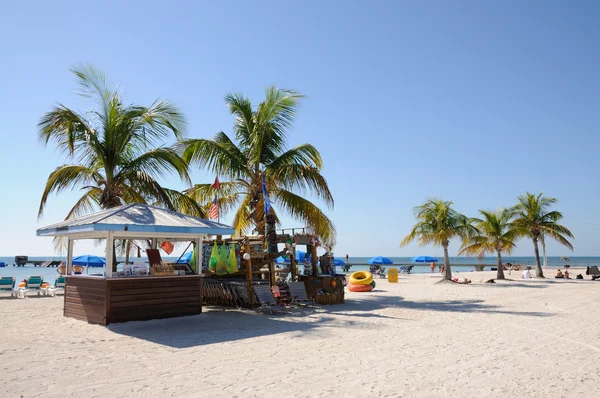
459,209 -> 519,280
401,199 -> 476,281
511,192 -> 574,278
38,64 -> 200,266
181,86 -> 335,243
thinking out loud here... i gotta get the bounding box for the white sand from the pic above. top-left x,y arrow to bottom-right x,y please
1,269 -> 600,398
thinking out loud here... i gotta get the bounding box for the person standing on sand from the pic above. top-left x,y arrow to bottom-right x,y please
430,262 -> 435,273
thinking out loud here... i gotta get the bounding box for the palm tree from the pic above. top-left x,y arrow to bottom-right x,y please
401,199 -> 476,281
511,192 -> 574,278
459,209 -> 519,280
38,64 -> 200,267
181,86 -> 335,243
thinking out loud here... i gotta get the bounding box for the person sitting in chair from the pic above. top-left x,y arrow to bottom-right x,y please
555,269 -> 564,279
564,270 -> 570,279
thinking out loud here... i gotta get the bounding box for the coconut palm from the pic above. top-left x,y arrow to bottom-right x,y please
181,86 -> 335,243
401,199 -> 476,281
38,64 -> 201,266
459,209 -> 519,280
511,192 -> 573,278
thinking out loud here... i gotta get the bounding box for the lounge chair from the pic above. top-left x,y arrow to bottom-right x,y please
45,276 -> 67,296
0,277 -> 18,298
588,266 -> 600,280
288,281 -> 316,307
18,276 -> 45,297
253,284 -> 287,314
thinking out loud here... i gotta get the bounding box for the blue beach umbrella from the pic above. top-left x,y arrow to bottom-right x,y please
367,256 -> 393,265
72,255 -> 106,267
275,251 -> 313,264
177,252 -> 193,264
412,256 -> 438,263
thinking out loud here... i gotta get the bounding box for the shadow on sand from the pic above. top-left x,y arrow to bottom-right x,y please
106,309 -> 347,349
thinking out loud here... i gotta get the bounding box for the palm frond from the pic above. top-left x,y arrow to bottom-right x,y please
39,165 -> 102,217
181,138 -> 249,179
274,189 -> 336,244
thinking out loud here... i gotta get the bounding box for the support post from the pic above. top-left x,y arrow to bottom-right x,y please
195,236 -> 203,275
245,240 -> 253,307
105,232 -> 114,277
290,244 -> 297,281
66,238 -> 73,276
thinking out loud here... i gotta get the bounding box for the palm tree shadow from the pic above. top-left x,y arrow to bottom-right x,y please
323,295 -> 553,318
105,309 -> 353,349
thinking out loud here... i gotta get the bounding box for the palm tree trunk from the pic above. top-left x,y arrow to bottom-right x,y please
442,243 -> 452,280
496,251 -> 505,280
533,237 -> 544,278
541,235 -> 547,269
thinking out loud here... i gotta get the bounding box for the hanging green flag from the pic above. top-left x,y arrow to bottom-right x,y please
216,244 -> 228,275
227,245 -> 238,274
209,242 -> 219,273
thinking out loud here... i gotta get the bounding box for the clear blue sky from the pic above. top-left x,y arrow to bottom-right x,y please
1,0 -> 598,257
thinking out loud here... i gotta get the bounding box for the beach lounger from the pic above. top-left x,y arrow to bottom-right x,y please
19,276 -> 45,297
588,266 -> 600,280
45,276 -> 67,296
0,277 -> 18,298
253,284 -> 287,314
288,281 -> 316,307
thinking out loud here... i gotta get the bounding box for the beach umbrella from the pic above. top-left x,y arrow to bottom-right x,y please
412,256 -> 438,263
367,256 -> 393,265
72,255 -> 106,267
333,258 -> 346,265
275,250 -> 312,264
177,251 -> 193,264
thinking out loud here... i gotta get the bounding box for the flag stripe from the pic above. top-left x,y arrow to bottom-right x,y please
209,195 -> 219,220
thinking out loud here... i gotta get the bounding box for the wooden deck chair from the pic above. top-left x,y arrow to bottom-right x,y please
0,277 -> 18,298
288,282 -> 316,307
253,284 -> 287,314
20,276 -> 45,297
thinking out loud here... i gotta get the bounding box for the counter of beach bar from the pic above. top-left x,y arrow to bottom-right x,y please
64,274 -> 204,325
35,203 -> 235,326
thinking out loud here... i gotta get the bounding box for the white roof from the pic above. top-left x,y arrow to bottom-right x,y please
37,203 -> 234,238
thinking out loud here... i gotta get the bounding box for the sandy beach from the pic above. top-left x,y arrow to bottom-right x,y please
1,269 -> 599,398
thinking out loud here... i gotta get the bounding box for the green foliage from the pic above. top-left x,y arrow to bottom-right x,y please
182,86 -> 335,244
511,192 -> 574,277
459,209 -> 519,259
400,198 -> 476,280
37,64 -> 202,222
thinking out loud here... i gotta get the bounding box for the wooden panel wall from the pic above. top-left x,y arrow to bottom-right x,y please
64,277 -> 108,325
107,276 -> 203,324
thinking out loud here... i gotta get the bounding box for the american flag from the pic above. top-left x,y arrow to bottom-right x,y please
209,195 -> 219,220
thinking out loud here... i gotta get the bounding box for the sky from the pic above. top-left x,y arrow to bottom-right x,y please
0,0 -> 598,258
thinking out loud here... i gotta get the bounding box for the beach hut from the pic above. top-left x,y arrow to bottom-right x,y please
36,203 -> 234,325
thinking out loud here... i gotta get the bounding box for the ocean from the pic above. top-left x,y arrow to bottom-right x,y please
1,255 -> 597,285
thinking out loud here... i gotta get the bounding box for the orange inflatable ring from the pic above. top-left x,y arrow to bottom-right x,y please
348,284 -> 373,292
18,282 -> 26,288
349,271 -> 373,285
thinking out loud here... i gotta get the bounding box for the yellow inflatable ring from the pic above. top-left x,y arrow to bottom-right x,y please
349,271 -> 373,285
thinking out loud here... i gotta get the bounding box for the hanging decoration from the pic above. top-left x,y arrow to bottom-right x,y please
209,242 -> 219,273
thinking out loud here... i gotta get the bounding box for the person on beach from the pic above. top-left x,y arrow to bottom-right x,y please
430,262 -> 435,273
555,269 -> 564,279
564,270 -> 570,279
522,266 -> 532,279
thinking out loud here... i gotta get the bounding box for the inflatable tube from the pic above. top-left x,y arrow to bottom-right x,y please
349,271 -> 373,285
348,284 -> 373,292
